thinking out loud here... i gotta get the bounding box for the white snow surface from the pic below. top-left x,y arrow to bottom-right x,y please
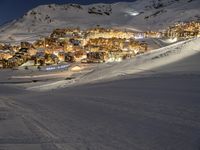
0,37 -> 200,150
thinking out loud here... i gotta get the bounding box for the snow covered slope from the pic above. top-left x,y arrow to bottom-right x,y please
23,37 -> 200,91
0,0 -> 199,42
0,39 -> 200,150
78,38 -> 200,84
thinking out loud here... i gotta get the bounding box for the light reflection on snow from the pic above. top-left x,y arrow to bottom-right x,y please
124,8 -> 139,16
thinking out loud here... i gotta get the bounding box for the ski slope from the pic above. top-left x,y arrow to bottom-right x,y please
0,38 -> 200,150
0,1 -> 200,149
23,38 -> 200,91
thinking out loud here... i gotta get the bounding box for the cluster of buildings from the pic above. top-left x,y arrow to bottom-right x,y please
164,21 -> 200,39
85,28 -> 134,39
2,21 -> 198,69
0,27 -> 148,69
84,38 -> 147,62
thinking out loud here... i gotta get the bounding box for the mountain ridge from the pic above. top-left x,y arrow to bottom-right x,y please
0,0 -> 199,43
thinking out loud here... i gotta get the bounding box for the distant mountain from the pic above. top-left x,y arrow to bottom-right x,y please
0,0 -> 199,42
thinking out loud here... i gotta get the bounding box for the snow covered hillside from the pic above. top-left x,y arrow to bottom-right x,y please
0,38 -> 200,150
21,37 -> 199,91
0,0 -> 199,42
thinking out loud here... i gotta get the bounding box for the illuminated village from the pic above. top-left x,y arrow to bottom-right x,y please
0,21 -> 199,69
0,27 -> 148,69
0,0 -> 200,149
164,21 -> 200,39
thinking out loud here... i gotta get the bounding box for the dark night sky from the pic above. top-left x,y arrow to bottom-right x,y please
0,0 -> 135,25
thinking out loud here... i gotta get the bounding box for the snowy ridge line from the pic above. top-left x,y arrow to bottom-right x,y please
0,0 -> 199,42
